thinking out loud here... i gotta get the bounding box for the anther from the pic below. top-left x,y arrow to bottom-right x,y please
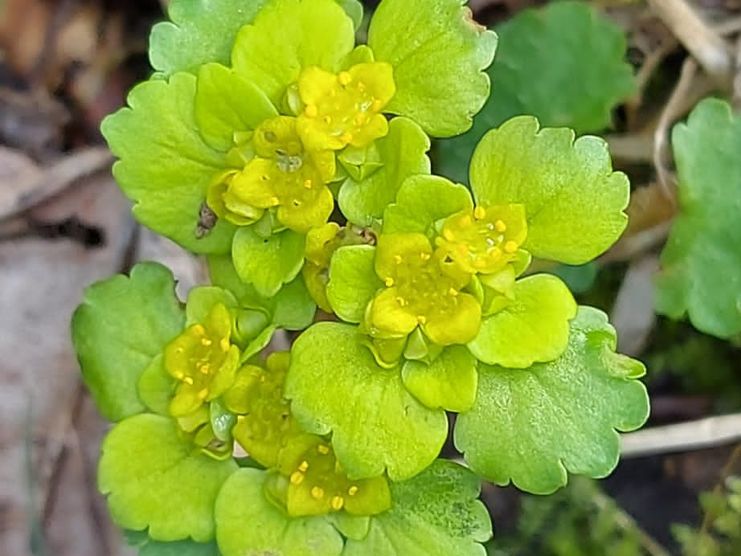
417,315 -> 427,324
395,297 -> 407,306
200,338 -> 212,346
385,277 -> 394,287
443,229 -> 455,241
474,206 -> 486,219
338,71 -> 352,86
340,132 -> 353,143
197,388 -> 209,400
323,115 -> 332,124
354,114 -> 366,126
303,179 -> 313,189
495,220 -> 507,232
317,444 -> 330,455
183,377 -> 194,385
305,104 -> 318,118
331,496 -> 345,510
311,486 -> 325,499
448,288 -> 459,297
394,255 -> 403,264
357,82 -> 366,92
420,252 -> 431,261
348,486 -> 359,496
220,338 -> 230,352
193,325 -> 206,335
504,241 -> 518,254
270,196 -> 280,205
290,471 -> 304,485
372,99 -> 383,111
298,461 -> 309,472
199,364 -> 210,374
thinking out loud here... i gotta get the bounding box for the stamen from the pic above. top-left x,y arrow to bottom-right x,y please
183,377 -> 194,385
311,486 -> 325,499
348,486 -> 359,496
193,325 -> 206,335
298,461 -> 309,472
417,315 -> 427,324
317,444 -> 330,455
303,179 -> 313,189
220,338 -> 230,352
448,288 -> 459,297
420,252 -> 431,261
197,388 -> 209,400
385,277 -> 394,287
323,115 -> 332,124
199,364 -> 210,374
338,71 -> 352,86
200,338 -> 212,346
340,132 -> 353,143
305,104 -> 318,118
504,241 -> 518,254
270,196 -> 280,205
290,471 -> 304,485
474,206 -> 486,219
394,255 -> 403,264
495,220 -> 507,232
331,496 -> 345,510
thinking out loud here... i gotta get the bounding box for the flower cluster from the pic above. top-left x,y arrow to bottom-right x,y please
72,0 -> 650,554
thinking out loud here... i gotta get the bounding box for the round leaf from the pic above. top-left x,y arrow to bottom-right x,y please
338,117 -> 431,227
402,346 -> 478,412
368,0 -> 497,137
101,73 -> 234,254
285,322 -> 447,481
232,0 -> 355,105
468,274 -> 577,368
382,175 -> 473,236
215,468 -> 343,556
149,0 -> 270,76
195,63 -> 278,152
656,98 -> 741,338
98,414 -> 237,541
455,306 -> 650,494
326,245 -> 382,322
231,227 -> 305,297
72,263 -> 184,421
470,116 -> 629,264
343,460 -> 491,555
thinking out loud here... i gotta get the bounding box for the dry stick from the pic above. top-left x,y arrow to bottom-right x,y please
653,57 -> 697,204
620,414 -> 741,458
648,0 -> 732,84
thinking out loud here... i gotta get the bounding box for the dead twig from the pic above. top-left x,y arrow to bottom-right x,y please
620,415 -> 741,458
648,0 -> 732,84
0,147 -> 112,222
653,57 -> 697,203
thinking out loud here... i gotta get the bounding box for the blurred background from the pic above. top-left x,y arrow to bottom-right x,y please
0,0 -> 739,555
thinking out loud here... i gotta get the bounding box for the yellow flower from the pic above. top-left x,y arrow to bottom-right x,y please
164,303 -> 240,417
269,434 -> 391,517
296,62 -> 395,151
207,116 -> 336,233
366,233 -> 482,346
435,204 -> 528,275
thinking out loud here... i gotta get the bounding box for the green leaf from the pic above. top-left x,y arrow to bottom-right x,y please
209,254 -> 317,330
232,0 -> 355,106
326,245 -> 382,322
185,286 -> 238,326
437,1 -> 635,183
382,175 -> 473,236
285,322 -> 447,480
455,306 -> 649,495
343,460 -> 491,555
402,346 -> 478,412
195,63 -> 277,152
72,263 -> 184,421
102,73 -> 234,254
656,98 -> 741,338
338,117 -> 431,226
149,0 -> 270,76
368,0 -> 497,137
126,531 -> 219,556
231,227 -> 305,297
468,274 -> 577,368
470,116 -> 629,264
99,414 -> 237,541
215,468 -> 343,556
